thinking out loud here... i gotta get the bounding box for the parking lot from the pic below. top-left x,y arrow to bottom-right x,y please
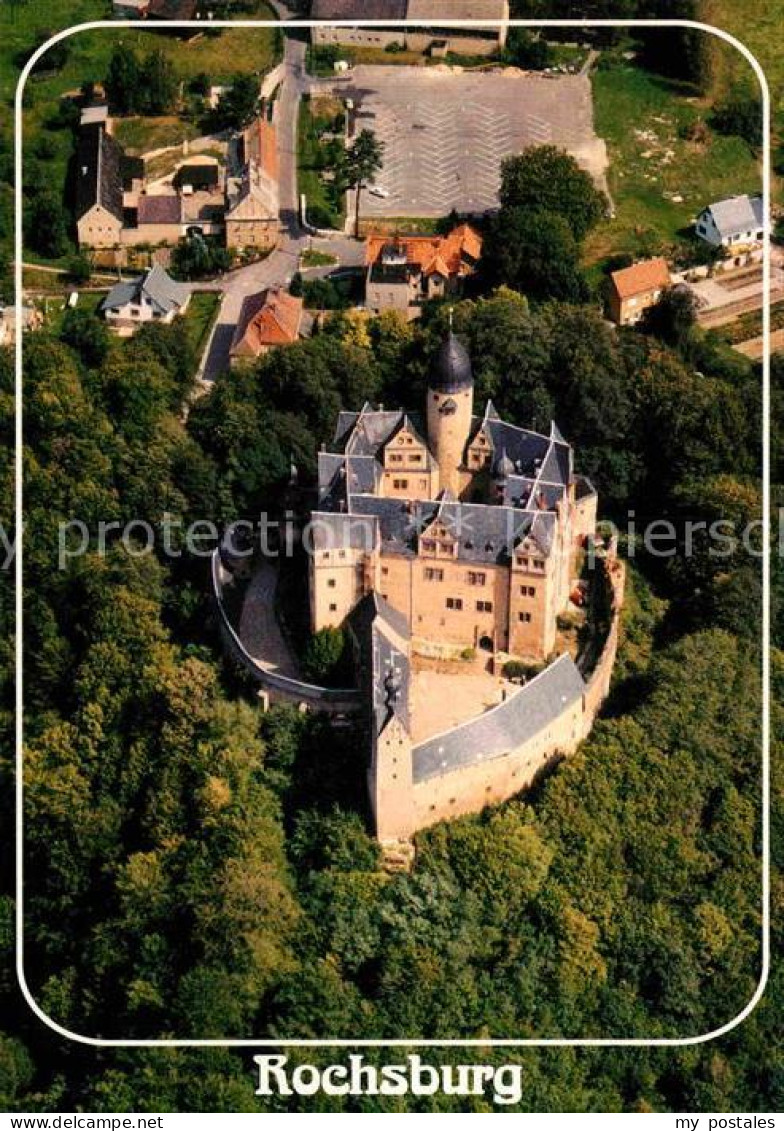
339,66 -> 608,218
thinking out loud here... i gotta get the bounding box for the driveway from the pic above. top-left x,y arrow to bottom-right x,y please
239,559 -> 301,678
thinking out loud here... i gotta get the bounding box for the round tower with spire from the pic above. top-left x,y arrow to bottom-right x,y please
426,323 -> 474,497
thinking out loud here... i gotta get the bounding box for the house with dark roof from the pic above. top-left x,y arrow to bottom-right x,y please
365,224 -> 482,320
695,194 -> 765,250
310,0 -> 509,55
310,329 -> 597,663
75,123 -> 124,249
100,265 -> 190,333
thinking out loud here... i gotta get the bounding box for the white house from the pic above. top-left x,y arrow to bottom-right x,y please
100,265 -> 190,334
695,194 -> 765,249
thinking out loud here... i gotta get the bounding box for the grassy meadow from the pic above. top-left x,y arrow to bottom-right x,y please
586,60 -> 762,271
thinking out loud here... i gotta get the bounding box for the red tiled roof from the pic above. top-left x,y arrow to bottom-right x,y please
365,223 -> 482,278
610,257 -> 670,300
231,288 -> 303,356
243,118 -> 279,182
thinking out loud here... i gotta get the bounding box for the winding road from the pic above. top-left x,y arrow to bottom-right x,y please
197,21 -> 364,383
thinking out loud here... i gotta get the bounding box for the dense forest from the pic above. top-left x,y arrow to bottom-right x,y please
1,0 -> 781,1113
1,281 -> 781,1108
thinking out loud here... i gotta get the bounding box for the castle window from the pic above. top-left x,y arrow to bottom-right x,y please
476,600 -> 492,613
411,453 -> 422,463
327,579 -> 336,588
425,568 -> 444,581
446,597 -> 463,610
329,603 -> 337,612
381,566 -> 389,576
534,559 -> 545,570
338,550 -> 346,559
518,611 -> 531,623
422,539 -> 436,554
520,585 -> 536,597
467,570 -> 486,586
390,453 -> 403,463
393,478 -> 408,489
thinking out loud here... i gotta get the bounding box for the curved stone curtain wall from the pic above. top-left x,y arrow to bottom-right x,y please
210,550 -> 362,712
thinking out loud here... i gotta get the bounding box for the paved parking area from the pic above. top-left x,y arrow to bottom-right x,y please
340,66 -> 608,218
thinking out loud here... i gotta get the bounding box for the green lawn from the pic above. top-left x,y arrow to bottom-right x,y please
37,288 -> 108,336
585,62 -> 762,271
297,94 -> 346,231
111,115 -> 201,156
300,248 -> 337,268
183,290 -> 220,356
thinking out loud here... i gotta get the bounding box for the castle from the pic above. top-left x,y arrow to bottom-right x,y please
303,331 -> 623,844
310,330 -> 597,661
214,331 -> 623,846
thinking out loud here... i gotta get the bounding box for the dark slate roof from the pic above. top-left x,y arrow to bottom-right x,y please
174,163 -> 220,190
341,494 -> 556,564
412,653 -> 585,783
318,451 -> 383,509
349,591 -> 411,736
481,419 -> 553,480
431,331 -> 473,393
575,474 -> 597,501
311,0 -> 407,20
350,495 -> 436,555
100,265 -> 189,316
75,124 -> 124,222
350,589 -> 410,645
121,154 -> 145,189
539,440 -> 571,486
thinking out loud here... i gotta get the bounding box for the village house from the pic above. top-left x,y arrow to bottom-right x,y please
229,287 -> 304,363
311,330 -> 597,662
225,118 -> 281,253
100,265 -> 190,333
365,224 -> 482,319
695,194 -> 765,250
75,123 -> 124,249
310,0 -> 509,56
607,256 -> 671,326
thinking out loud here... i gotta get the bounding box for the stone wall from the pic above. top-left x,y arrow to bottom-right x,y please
383,547 -> 626,841
211,550 -> 362,714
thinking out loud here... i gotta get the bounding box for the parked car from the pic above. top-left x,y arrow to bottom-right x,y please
369,185 -> 390,198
